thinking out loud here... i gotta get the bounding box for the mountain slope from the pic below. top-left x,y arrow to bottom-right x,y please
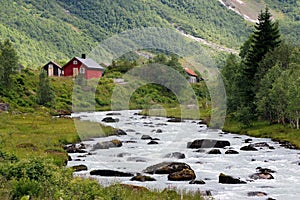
0,0 -> 299,67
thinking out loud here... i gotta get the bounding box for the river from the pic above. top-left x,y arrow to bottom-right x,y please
68,110 -> 300,200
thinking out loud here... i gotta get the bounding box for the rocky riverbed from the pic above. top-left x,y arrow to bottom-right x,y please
67,110 -> 300,200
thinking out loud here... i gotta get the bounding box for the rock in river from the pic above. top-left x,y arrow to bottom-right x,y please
143,162 -> 192,174
219,173 -> 246,184
188,139 -> 230,148
207,149 -> 222,154
71,165 -> 88,172
130,175 -> 156,182
90,169 -> 133,177
93,139 -> 122,150
102,117 -> 119,123
240,145 -> 258,151
168,168 -> 196,181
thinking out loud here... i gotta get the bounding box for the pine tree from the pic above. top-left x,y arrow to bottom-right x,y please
37,70 -> 54,106
0,39 -> 19,90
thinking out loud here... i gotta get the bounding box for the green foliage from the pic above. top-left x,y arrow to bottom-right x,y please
36,70 -> 55,106
0,39 -> 18,90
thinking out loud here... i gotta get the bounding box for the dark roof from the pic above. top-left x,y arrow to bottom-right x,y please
43,61 -> 62,69
75,57 -> 104,70
184,68 -> 198,77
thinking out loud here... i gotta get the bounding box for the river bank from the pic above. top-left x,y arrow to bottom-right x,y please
68,110 -> 300,200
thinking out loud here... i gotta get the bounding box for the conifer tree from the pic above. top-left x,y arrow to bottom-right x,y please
37,70 -> 54,106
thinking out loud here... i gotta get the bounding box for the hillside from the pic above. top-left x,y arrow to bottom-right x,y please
0,0 -> 299,67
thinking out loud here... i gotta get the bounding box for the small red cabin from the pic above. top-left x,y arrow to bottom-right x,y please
63,55 -> 104,79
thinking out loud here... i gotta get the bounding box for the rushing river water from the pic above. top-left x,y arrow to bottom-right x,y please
68,110 -> 300,200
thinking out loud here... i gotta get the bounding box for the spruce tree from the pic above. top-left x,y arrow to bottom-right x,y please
37,70 -> 54,106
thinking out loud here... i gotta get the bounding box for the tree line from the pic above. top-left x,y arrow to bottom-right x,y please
222,8 -> 300,129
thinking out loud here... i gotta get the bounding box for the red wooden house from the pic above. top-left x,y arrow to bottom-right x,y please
63,54 -> 104,79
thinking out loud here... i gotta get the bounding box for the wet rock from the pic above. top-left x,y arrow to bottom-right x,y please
148,141 -> 158,145
249,173 -> 274,180
164,152 -> 185,159
152,138 -> 160,141
188,139 -> 230,148
245,138 -> 253,143
247,191 -> 268,197
90,169 -> 133,177
156,129 -> 163,133
272,139 -> 297,149
240,145 -> 258,151
168,169 -> 196,181
167,118 -> 184,122
130,175 -> 156,182
207,149 -> 222,154
106,112 -> 121,116
102,117 -> 119,123
219,173 -> 246,184
64,144 -> 87,153
156,123 -> 167,126
71,165 -> 88,172
225,150 -> 239,154
143,162 -> 192,174
92,139 -> 122,150
112,129 -> 127,136
189,179 -> 206,184
141,135 -> 152,140
126,129 -> 135,132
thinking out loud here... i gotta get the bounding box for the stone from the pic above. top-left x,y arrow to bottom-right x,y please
225,150 -> 239,154
219,173 -> 246,184
90,169 -> 133,177
167,118 -> 184,122
71,165 -> 88,172
127,157 -> 147,162
168,169 -> 196,181
130,175 -> 156,182
164,152 -> 185,159
247,191 -> 268,197
106,112 -> 121,116
189,180 -> 206,184
240,145 -> 258,151
207,149 -> 222,154
249,173 -> 274,180
256,167 -> 276,174
188,139 -> 230,148
64,144 -> 87,153
148,141 -> 158,145
92,139 -> 122,150
156,129 -> 163,133
141,135 -> 152,140
112,129 -> 127,135
245,138 -> 253,143
143,162 -> 192,174
102,117 -> 119,123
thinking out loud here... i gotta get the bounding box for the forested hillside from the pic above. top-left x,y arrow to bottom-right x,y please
0,0 -> 299,67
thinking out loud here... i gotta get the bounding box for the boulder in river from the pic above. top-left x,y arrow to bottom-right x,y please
168,168 -> 196,181
92,139 -> 122,150
64,144 -> 87,153
249,173 -> 274,180
143,162 -> 192,174
207,149 -> 222,154
141,135 -> 152,140
219,173 -> 246,184
240,145 -> 258,151
188,139 -> 230,148
167,118 -> 184,122
102,117 -> 119,123
106,112 -> 121,116
189,179 -> 206,184
112,129 -> 127,136
164,152 -> 185,159
90,169 -> 133,177
148,141 -> 159,145
225,150 -> 239,154
247,191 -> 268,197
130,175 -> 156,182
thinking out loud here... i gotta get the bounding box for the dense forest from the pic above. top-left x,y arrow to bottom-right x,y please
222,8 -> 300,129
0,0 -> 300,67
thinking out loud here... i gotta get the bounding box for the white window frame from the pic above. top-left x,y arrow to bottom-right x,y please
73,60 -> 78,65
80,67 -> 85,74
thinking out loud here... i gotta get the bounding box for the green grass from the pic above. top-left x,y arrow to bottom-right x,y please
223,118 -> 300,149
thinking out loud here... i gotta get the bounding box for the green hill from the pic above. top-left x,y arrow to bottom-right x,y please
0,0 -> 299,67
